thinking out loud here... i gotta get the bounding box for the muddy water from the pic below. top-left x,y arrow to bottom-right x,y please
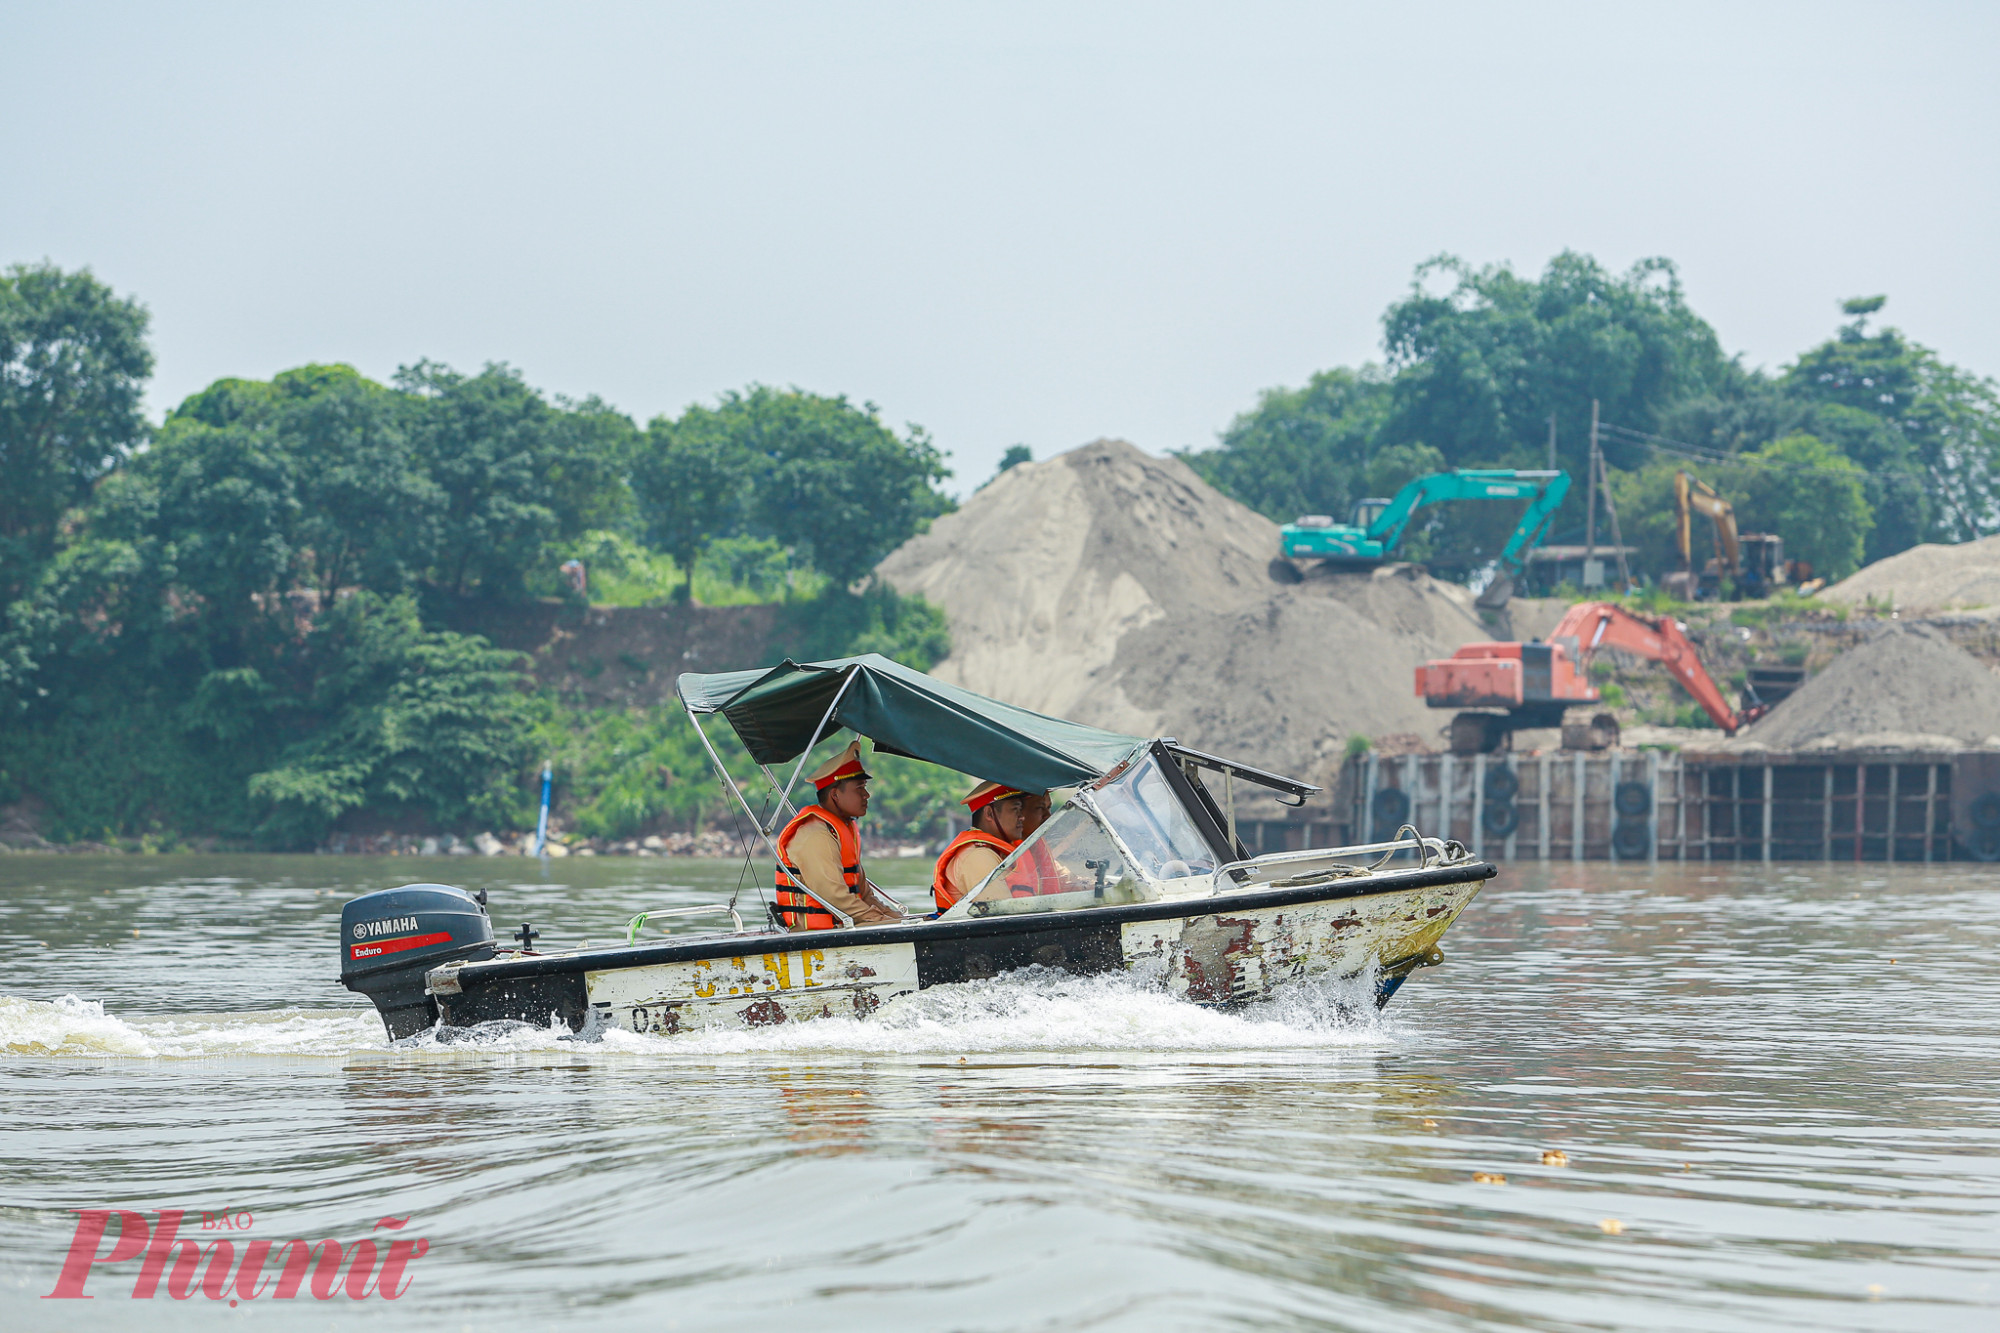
2,855 -> 1996,1330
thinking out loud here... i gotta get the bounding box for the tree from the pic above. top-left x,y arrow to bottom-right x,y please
246,592 -> 532,847
1781,300 -> 2000,545
0,263 -> 152,599
1379,252 -> 1730,476
115,399 -> 307,656
397,361 -> 637,597
270,365 -> 440,602
1607,436 -> 1874,586
671,386 -> 953,589
1181,366 -> 1388,521
1732,434 -> 1872,579
631,417 -> 749,601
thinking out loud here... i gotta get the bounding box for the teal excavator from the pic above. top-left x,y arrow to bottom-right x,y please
1278,468 -> 1571,607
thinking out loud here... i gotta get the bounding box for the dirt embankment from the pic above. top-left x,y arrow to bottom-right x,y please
876,439 -> 1491,799
435,598 -> 782,707
1820,534 -> 2000,615
1729,622 -> 2000,752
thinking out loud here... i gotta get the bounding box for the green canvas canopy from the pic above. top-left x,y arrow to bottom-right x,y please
676,654 -> 1146,794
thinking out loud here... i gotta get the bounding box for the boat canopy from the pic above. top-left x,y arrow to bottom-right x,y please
676,654 -> 1147,794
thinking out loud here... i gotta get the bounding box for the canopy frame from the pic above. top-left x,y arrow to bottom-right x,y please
675,655 -> 1321,923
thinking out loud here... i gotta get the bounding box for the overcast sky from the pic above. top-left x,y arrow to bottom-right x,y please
6,2 -> 1996,493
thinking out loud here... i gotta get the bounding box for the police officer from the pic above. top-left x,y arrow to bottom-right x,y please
932,780 -> 1029,912
774,741 -> 900,930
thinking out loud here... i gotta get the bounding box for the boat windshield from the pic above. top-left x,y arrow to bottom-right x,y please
1090,754 -> 1218,879
955,755 -> 1217,913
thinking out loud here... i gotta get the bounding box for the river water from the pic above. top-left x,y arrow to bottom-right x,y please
1,854 -> 1995,1330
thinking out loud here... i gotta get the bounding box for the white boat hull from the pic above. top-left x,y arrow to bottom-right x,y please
521,869 -> 1486,1036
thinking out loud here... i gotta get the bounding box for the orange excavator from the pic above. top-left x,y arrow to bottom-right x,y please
1414,602 -> 1767,754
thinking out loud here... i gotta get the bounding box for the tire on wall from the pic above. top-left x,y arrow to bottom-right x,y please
1481,801 -> 1519,838
1973,792 -> 2000,830
1614,780 -> 1651,818
1371,787 -> 1411,839
1612,820 -> 1651,860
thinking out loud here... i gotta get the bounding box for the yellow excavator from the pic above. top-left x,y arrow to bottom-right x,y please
1669,470 -> 1795,600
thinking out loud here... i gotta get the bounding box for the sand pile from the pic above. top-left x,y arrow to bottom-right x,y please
1820,535 -> 2000,614
1731,623 -> 2000,751
876,439 -> 1488,795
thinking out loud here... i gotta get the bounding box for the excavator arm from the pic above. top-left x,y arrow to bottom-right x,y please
1548,602 -> 1756,733
1365,468 -> 1568,556
1675,470 -> 1739,573
1493,470 -> 1571,581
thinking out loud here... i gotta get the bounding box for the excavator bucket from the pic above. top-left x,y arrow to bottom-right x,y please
1475,573 -> 1515,610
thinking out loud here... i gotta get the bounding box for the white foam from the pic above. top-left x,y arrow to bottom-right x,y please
594,965 -> 1397,1058
0,994 -> 385,1059
2,969 -> 1397,1062
1,994 -> 162,1057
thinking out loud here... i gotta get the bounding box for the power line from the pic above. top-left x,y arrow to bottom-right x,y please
1596,420 -> 1916,486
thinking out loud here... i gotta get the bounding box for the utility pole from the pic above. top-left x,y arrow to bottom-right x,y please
1547,413 -> 1557,472
1583,399 -> 1599,584
1596,430 -> 1634,591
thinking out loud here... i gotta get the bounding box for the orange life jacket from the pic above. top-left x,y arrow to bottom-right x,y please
1007,841 -> 1064,897
932,829 -> 1016,912
775,805 -> 861,931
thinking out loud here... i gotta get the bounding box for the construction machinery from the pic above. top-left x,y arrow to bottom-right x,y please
1668,470 -> 1798,600
1279,469 -> 1569,607
1414,601 -> 1768,754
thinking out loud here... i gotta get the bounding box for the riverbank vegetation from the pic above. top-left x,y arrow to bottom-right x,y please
0,262 -> 955,849
1184,257 -> 2000,585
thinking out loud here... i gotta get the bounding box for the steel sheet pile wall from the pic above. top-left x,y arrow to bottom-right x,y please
1341,750 -> 2000,862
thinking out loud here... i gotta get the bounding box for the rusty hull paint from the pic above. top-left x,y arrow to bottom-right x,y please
1124,875 -> 1482,1006
586,940 -> 920,1035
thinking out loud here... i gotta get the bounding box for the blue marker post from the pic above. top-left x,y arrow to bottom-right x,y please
533,761 -> 553,857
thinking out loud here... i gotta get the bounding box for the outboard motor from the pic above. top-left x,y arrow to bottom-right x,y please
340,884 -> 496,1038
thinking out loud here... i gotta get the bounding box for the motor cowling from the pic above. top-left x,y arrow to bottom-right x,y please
340,884 -> 495,1038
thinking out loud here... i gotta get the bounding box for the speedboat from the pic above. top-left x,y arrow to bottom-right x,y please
338,655 -> 1494,1039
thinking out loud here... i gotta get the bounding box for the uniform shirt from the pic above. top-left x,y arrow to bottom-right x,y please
786,817 -> 899,925
944,842 -> 1007,906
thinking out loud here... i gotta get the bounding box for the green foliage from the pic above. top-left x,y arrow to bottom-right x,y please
630,416 -> 748,600
0,263 -> 152,598
245,593 -> 534,847
656,385 -> 953,590
539,530 -> 827,608
1607,433 -> 1873,583
1732,434 -> 1872,579
1193,265 -> 2000,582
779,581 -> 951,671
1,264 -> 966,847
528,699 -> 732,840
1343,734 -> 1373,761
1381,252 -> 1729,477
1363,441 -> 1448,499
1726,591 -> 1838,627
397,360 -> 637,596
698,536 -> 821,604
1782,304 -> 2000,546
1598,681 -> 1628,706
1181,366 -> 1388,521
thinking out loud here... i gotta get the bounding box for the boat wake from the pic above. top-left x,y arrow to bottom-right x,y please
0,993 -> 383,1058
2,966 -> 1398,1062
